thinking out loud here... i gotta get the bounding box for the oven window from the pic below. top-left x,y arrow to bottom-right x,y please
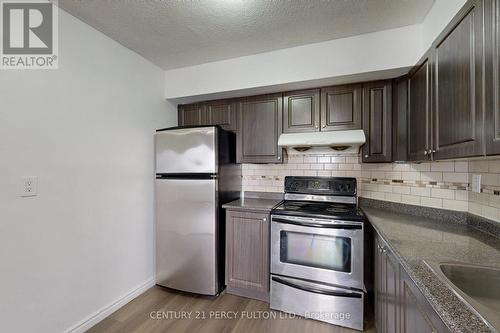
280,231 -> 351,273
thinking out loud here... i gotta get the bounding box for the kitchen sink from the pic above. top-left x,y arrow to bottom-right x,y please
424,261 -> 500,333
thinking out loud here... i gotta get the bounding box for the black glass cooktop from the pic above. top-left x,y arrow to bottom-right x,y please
272,200 -> 365,221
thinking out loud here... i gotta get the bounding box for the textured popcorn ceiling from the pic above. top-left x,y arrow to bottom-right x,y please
59,0 -> 434,69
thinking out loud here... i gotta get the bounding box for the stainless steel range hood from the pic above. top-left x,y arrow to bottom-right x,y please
278,130 -> 366,154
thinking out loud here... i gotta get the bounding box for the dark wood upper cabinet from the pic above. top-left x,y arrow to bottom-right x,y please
205,100 -> 238,132
392,76 -> 409,162
320,84 -> 362,131
485,0 -> 500,155
432,0 -> 484,160
407,52 -> 432,162
178,103 -> 206,126
362,80 -> 392,163
283,89 -> 320,133
237,93 -> 283,163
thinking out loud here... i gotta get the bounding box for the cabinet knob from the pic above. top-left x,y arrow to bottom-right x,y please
277,156 -> 281,160
432,149 -> 436,153
424,150 -> 428,156
315,125 -> 319,129
364,155 -> 369,158
322,125 -> 326,128
263,218 -> 267,222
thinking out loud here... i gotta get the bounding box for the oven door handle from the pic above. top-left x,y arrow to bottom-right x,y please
271,217 -> 362,230
272,276 -> 362,298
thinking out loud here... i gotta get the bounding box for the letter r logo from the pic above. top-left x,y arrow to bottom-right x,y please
2,2 -> 53,54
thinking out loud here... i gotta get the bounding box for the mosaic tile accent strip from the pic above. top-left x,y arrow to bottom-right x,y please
242,153 -> 470,212
241,153 -> 500,224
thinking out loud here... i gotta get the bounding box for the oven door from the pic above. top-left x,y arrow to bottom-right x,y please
271,214 -> 363,290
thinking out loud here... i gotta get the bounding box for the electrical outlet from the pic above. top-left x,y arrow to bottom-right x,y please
20,176 -> 38,197
472,174 -> 481,193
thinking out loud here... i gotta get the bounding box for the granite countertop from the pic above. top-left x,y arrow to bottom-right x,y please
361,202 -> 500,333
222,198 -> 282,212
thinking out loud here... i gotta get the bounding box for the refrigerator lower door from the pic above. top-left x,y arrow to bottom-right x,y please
155,178 -> 218,295
155,127 -> 217,174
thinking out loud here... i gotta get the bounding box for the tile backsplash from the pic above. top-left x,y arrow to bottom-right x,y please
241,153 -> 500,223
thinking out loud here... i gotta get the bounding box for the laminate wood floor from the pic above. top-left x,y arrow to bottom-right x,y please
87,286 -> 375,333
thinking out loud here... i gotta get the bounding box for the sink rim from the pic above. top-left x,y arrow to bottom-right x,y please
424,260 -> 500,333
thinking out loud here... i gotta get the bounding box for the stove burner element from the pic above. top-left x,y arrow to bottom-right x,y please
272,201 -> 364,221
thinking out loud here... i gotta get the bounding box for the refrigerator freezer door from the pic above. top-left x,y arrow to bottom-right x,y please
155,178 -> 218,295
155,127 -> 217,174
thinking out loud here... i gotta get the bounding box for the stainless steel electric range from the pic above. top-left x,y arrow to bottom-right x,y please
270,176 -> 366,331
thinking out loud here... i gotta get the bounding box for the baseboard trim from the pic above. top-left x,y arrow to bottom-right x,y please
65,277 -> 155,333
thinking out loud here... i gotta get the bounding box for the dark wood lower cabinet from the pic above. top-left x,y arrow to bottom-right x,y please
375,235 -> 400,333
225,209 -> 270,302
374,234 -> 449,333
400,270 -> 450,333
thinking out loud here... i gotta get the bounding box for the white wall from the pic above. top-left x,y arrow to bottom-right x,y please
0,8 -> 176,333
164,0 -> 471,102
164,24 -> 423,101
421,0 -> 467,50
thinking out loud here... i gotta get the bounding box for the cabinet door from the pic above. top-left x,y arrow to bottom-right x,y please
237,94 -> 283,163
393,76 -> 409,162
225,210 -> 270,302
320,84 -> 362,131
485,0 -> 500,154
408,52 -> 432,162
374,237 -> 385,333
375,236 -> 400,333
178,104 -> 206,126
385,245 -> 401,333
283,89 -> 320,133
401,270 -> 450,333
362,80 -> 393,163
206,100 -> 238,132
433,0 -> 484,159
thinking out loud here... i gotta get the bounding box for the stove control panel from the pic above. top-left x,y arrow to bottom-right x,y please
284,176 -> 357,196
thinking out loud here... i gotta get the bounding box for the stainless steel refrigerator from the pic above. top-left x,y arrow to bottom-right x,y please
155,126 -> 241,295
